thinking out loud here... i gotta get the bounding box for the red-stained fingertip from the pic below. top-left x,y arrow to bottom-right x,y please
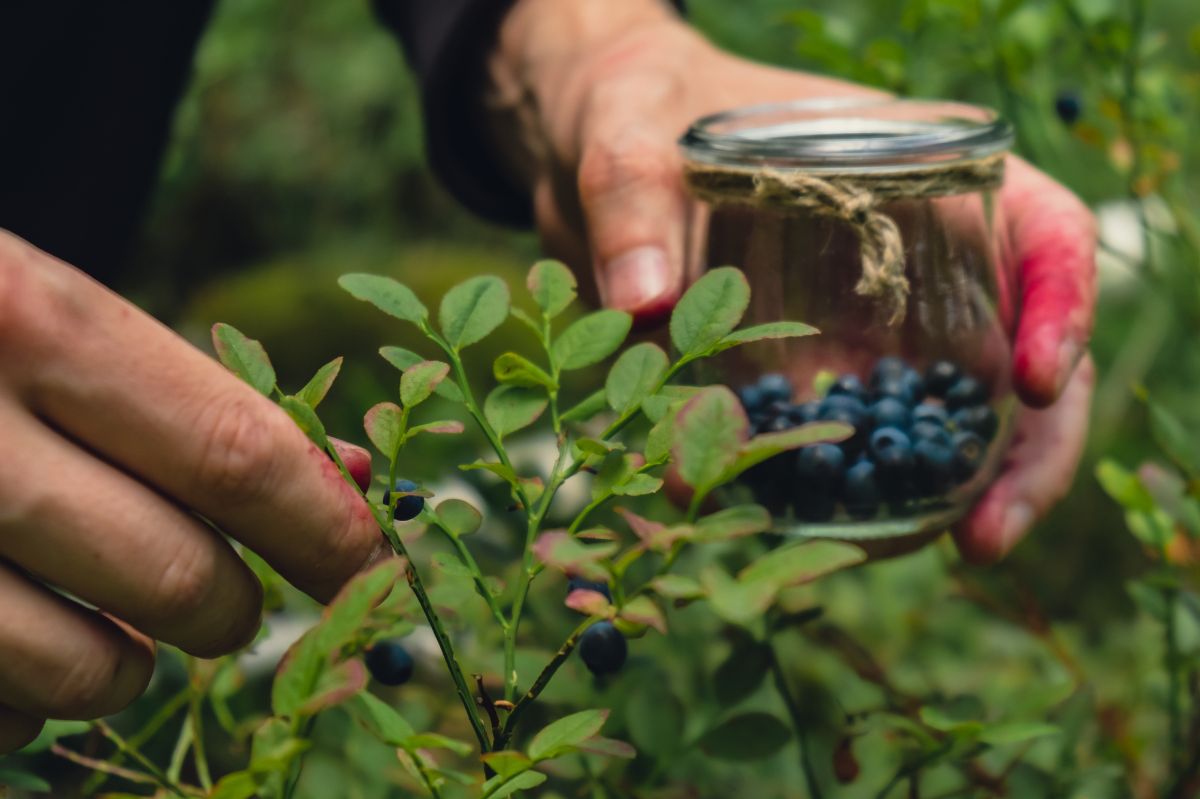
329,438 -> 373,493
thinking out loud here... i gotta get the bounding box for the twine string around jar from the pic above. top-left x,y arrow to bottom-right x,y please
683,153 -> 1007,325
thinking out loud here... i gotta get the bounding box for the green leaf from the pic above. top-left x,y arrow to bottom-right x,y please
694,505 -> 772,542
738,541 -> 866,588
577,736 -> 637,759
561,389 -> 609,424
339,273 -> 429,324
363,402 -> 404,456
399,360 -> 450,408
435,499 -> 482,537
721,423 -> 853,483
702,567 -> 777,627
460,459 -> 520,486
669,267 -> 750,357
297,659 -> 368,716
510,306 -> 541,333
575,437 -> 625,457
17,719 -> 90,753
649,574 -> 706,600
1128,580 -> 1170,621
714,642 -> 772,707
1147,398 -> 1200,477
673,386 -> 748,491
592,453 -> 641,501
612,473 -> 663,496
346,690 -> 416,745
480,751 -> 533,780
439,275 -> 510,350
210,770 -> 261,799
645,415 -> 675,464
1095,459 -> 1154,511
250,718 -> 310,774
1125,508 -> 1174,549
641,385 -> 702,423
978,722 -> 1060,745
484,385 -> 548,438
697,712 -> 792,760
405,420 -> 465,439
485,770 -> 547,799
532,532 -> 618,582
401,732 -> 474,756
379,346 -> 464,402
710,321 -> 819,353
494,352 -> 556,389
618,596 -> 667,634
212,323 -> 276,396
528,709 -> 609,761
552,310 -> 633,370
527,259 -> 577,318
280,395 -> 328,448
295,357 -> 343,409
0,769 -> 51,791
606,342 -> 669,414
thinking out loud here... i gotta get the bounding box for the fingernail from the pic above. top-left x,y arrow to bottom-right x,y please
1055,339 -> 1083,396
999,502 -> 1034,556
602,246 -> 671,313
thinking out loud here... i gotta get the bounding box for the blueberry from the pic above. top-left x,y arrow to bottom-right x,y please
796,443 -> 846,485
869,397 -> 911,431
911,402 -> 949,426
365,640 -> 415,686
869,356 -> 908,389
818,397 -> 867,456
568,577 -> 612,600
913,439 -> 956,496
737,384 -> 766,412
909,420 -> 951,447
757,373 -> 793,404
1054,90 -> 1082,125
579,621 -> 627,676
827,374 -> 867,403
841,460 -> 880,520
868,427 -> 915,498
951,431 -> 987,483
924,361 -> 962,398
383,479 -> 425,521
944,377 -> 988,411
789,401 -> 822,425
951,405 -> 999,441
872,374 -> 918,406
899,368 -> 926,404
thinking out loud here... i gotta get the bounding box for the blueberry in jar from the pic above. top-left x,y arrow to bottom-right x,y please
911,402 -> 948,427
898,367 -> 926,405
796,443 -> 846,486
924,360 -> 962,398
869,397 -> 911,430
951,405 -> 998,441
818,396 -> 867,456
737,384 -> 766,413
913,439 -> 956,496
758,373 -> 793,404
789,400 -> 822,426
579,621 -> 627,676
909,420 -> 951,447
841,460 -> 881,520
951,431 -> 987,483
827,373 -> 868,403
869,356 -> 908,389
868,426 -> 915,498
944,376 -> 988,411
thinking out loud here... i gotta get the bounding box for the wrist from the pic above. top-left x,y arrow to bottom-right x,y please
486,0 -> 688,182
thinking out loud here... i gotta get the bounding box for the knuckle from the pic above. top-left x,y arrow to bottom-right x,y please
149,539 -> 220,628
194,393 -> 281,502
44,645 -> 122,718
304,500 -> 379,598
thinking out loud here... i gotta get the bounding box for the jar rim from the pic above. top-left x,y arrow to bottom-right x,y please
678,97 -> 1013,172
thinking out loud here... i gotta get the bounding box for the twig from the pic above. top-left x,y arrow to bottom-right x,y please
476,673 -> 503,746
51,744 -> 171,790
82,685 -> 190,794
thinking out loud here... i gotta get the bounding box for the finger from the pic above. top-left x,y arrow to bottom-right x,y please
0,232 -> 384,602
1003,159 -> 1097,408
953,355 -> 1094,563
576,73 -> 688,323
329,437 -> 372,494
0,400 -> 263,656
0,560 -> 155,721
0,705 -> 44,754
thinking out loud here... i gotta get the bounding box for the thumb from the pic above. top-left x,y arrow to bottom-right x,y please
577,120 -> 688,325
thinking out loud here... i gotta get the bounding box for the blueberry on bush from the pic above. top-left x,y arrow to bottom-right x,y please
579,621 -> 627,676
383,478 -> 425,521
365,640 -> 415,686
568,577 -> 612,600
1054,90 -> 1082,125
924,360 -> 962,397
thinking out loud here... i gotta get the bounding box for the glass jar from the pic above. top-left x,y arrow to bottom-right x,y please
678,98 -> 1016,544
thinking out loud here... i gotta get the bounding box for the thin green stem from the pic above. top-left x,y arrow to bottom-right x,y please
415,753 -> 446,799
166,717 -> 194,785
1168,585 -> 1184,770
768,643 -> 823,799
543,317 -> 562,435
95,720 -> 193,798
186,673 -> 213,791
83,685 -> 190,794
426,512 -> 509,630
495,617 -> 598,750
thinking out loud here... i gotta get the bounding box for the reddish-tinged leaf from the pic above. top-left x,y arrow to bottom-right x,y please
619,596 -> 667,634
615,507 -> 664,543
364,402 -> 404,456
406,420 -> 465,438
566,589 -> 613,616
532,531 -> 617,581
576,527 -> 620,542
297,659 -> 367,715
673,387 -> 748,491
576,736 -> 637,759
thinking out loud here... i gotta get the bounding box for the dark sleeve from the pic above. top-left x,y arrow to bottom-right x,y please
373,0 -> 684,229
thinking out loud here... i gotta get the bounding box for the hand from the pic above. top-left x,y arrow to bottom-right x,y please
0,231 -> 382,752
487,0 -> 1096,561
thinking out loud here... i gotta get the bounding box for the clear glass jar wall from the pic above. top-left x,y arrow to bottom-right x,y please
679,99 -> 1016,541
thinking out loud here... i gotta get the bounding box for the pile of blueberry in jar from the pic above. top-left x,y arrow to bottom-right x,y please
737,357 -> 999,523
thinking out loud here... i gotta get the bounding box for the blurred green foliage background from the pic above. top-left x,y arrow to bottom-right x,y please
81,0 -> 1200,794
